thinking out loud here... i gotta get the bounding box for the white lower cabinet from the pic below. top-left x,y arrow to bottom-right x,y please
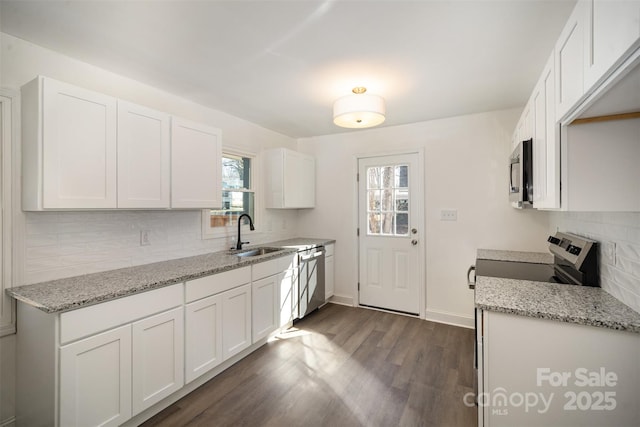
279,261 -> 296,328
60,325 -> 132,427
222,283 -> 252,360
480,310 -> 640,427
132,307 -> 184,415
252,275 -> 279,343
325,244 -> 335,299
185,294 -> 223,384
16,253 -> 310,426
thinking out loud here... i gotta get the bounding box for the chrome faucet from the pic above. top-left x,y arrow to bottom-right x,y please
235,213 -> 255,250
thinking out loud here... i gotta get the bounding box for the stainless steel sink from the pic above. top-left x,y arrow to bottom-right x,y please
234,247 -> 282,258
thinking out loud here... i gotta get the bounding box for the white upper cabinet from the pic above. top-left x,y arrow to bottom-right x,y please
22,76 -> 223,211
22,76 -> 117,210
584,0 -> 640,90
117,101 -> 170,208
555,1 -> 588,121
265,148 -> 315,209
171,117 -> 222,209
532,53 -> 560,210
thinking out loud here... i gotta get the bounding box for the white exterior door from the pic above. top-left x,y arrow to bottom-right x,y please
358,153 -> 423,315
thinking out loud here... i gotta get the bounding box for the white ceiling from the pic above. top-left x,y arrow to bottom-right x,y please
0,0 -> 576,138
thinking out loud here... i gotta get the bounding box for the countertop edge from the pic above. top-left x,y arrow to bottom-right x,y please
6,242 -> 310,314
476,302 -> 640,334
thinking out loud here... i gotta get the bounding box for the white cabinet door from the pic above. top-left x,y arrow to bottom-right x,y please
132,307 -> 184,415
283,150 -> 315,208
221,283 -> 252,360
555,1 -> 588,120
532,53 -> 560,210
484,311 -> 640,426
60,325 -> 132,427
279,264 -> 296,328
252,275 -> 279,343
185,294 -> 223,384
171,117 -> 222,208
42,77 -> 117,209
117,101 -> 170,208
265,148 -> 315,208
325,254 -> 335,299
584,0 -> 640,90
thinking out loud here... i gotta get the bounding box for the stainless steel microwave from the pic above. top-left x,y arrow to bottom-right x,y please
509,138 -> 533,208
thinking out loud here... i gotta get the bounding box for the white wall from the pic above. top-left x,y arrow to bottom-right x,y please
0,33 -> 299,425
297,109 -> 550,326
549,212 -> 640,313
1,33 -> 300,284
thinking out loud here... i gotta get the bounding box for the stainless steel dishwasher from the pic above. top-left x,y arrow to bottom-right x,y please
297,245 -> 325,319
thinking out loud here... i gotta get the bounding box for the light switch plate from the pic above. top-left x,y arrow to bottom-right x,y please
440,209 -> 458,221
140,230 -> 151,246
602,241 -> 616,265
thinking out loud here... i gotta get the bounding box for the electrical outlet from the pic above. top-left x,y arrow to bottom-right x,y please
602,241 -> 616,265
440,209 -> 458,221
140,230 -> 151,246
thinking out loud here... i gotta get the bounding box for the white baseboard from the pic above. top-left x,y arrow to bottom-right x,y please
425,309 -> 474,329
1,416 -> 15,427
327,295 -> 354,307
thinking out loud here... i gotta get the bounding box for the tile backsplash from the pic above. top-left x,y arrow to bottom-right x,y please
24,210 -> 298,285
549,212 -> 640,313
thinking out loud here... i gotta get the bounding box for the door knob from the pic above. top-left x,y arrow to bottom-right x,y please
411,240 -> 418,246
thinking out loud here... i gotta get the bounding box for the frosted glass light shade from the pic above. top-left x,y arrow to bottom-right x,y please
333,93 -> 386,128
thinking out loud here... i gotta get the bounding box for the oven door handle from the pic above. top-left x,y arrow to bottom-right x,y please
467,265 -> 476,289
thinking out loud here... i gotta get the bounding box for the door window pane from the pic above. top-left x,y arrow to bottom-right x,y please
368,213 -> 381,234
366,164 -> 410,237
395,213 -> 409,235
395,165 -> 408,188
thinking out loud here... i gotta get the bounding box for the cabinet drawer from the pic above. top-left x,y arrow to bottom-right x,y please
252,258 -> 283,281
60,284 -> 183,344
186,267 -> 251,303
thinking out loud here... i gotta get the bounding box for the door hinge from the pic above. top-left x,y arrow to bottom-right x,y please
357,228 -> 360,236
356,172 -> 359,182
357,282 -> 360,291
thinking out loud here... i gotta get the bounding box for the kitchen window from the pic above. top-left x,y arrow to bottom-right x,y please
202,152 -> 255,238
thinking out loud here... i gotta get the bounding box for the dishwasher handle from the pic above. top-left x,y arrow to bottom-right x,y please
300,248 -> 325,261
467,265 -> 476,290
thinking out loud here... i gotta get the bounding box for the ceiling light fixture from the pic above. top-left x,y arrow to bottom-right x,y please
333,86 -> 386,129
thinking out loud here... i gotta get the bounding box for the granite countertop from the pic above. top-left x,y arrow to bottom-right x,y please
475,250 -> 640,334
477,248 -> 553,264
6,237 -> 334,314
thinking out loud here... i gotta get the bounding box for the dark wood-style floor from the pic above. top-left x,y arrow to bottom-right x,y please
143,304 -> 476,427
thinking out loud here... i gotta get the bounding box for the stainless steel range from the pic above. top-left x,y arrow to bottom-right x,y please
469,232 -> 599,288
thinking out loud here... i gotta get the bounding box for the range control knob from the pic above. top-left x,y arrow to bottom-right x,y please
548,236 -> 561,245
566,245 -> 582,256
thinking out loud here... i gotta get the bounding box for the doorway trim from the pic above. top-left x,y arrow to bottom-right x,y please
352,148 -> 426,319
